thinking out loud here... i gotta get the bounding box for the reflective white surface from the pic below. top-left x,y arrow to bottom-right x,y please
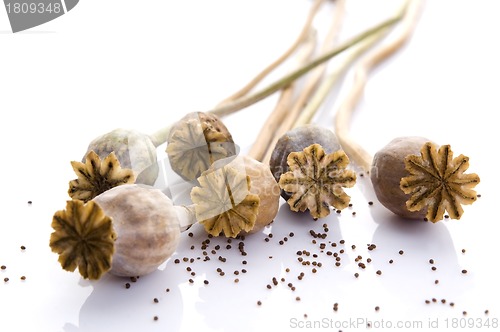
1,1 -> 498,331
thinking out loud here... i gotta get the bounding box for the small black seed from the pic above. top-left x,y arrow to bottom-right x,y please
461,269 -> 468,274
125,283 -> 131,289
399,250 -> 404,255
20,246 -> 26,250
1,265 -> 6,270
154,298 -> 159,303
204,280 -> 209,285
20,276 -> 26,281
153,316 -> 159,321
257,301 -> 262,306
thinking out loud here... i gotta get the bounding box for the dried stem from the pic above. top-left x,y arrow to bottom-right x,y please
216,0 -> 326,107
150,11 -> 403,148
247,29 -> 317,161
333,0 -> 424,173
293,24 -> 391,127
259,0 -> 347,165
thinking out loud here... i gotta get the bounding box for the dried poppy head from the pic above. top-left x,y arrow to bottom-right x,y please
191,155 -> 280,237
51,185 -> 185,280
270,125 -> 356,219
371,137 -> 480,222
85,128 -> 159,185
166,112 -> 237,181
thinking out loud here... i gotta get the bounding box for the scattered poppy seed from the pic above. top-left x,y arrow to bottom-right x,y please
257,301 -> 262,306
352,212 -> 356,216
399,250 -> 404,255
368,201 -> 373,206
425,300 -> 430,304
266,285 -> 272,289
429,259 -> 434,264
153,316 -> 158,321
485,310 -> 489,315
130,276 -> 137,282
125,283 -> 130,289
389,259 -> 393,264
461,249 -> 466,254
354,273 -> 359,278
351,245 -> 356,250
477,194 -> 481,198
188,279 -> 194,284
461,269 -> 468,274
432,298 -> 437,303
20,276 -> 26,281
174,259 -> 180,264
154,298 -> 159,303
435,280 -> 439,284
188,232 -> 193,237
4,278 -> 9,282
376,270 -> 382,275
165,288 -> 170,292
234,278 -> 239,283
463,311 -> 467,316
27,201 -> 32,204
441,299 -> 446,304
20,246 -> 26,250
431,267 -> 437,271
375,306 -> 380,311
450,302 -> 455,307
367,258 -> 372,263
1,265 -> 5,270
204,280 -> 209,285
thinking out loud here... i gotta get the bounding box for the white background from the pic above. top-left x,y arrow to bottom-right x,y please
1,1 -> 499,331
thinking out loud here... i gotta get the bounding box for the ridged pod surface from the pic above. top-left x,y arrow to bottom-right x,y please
93,184 -> 180,277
